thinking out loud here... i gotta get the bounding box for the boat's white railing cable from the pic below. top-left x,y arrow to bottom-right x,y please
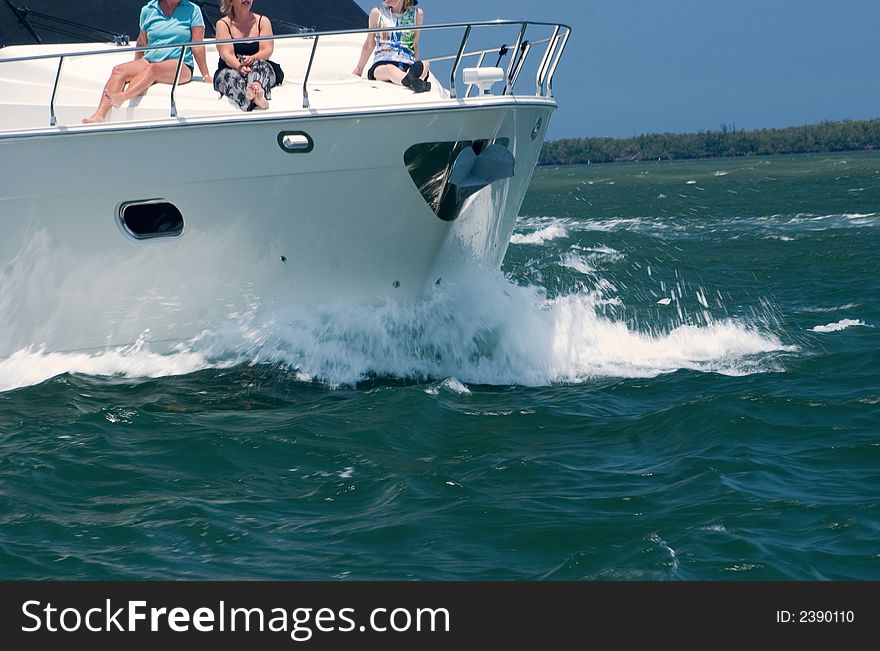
297,20 -> 571,103
0,19 -> 571,126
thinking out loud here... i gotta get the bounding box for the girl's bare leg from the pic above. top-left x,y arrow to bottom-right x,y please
374,65 -> 407,86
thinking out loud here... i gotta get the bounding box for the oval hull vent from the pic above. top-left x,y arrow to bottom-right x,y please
119,200 -> 184,239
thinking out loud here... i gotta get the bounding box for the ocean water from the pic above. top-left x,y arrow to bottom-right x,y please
1,152 -> 878,580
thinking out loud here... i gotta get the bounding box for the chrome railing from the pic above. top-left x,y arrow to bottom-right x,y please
0,19 -> 571,127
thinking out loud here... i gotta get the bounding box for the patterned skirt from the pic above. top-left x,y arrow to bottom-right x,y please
213,60 -> 277,111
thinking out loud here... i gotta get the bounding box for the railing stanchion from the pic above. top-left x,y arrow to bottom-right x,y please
503,22 -> 527,95
509,40 -> 531,90
303,35 -> 319,109
545,29 -> 570,98
449,25 -> 471,99
170,47 -> 187,117
536,25 -> 560,96
49,56 -> 64,126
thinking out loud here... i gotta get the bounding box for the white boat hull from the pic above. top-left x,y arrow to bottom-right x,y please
0,102 -> 553,356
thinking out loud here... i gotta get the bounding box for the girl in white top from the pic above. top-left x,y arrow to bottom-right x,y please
353,0 -> 431,92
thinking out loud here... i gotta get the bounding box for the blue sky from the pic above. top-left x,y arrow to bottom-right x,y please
354,1 -> 879,139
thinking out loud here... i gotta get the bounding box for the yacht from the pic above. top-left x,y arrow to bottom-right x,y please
0,1 -> 570,356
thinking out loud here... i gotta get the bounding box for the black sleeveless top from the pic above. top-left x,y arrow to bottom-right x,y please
217,16 -> 262,72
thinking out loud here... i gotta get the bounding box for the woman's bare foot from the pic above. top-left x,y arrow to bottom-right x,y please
103,89 -> 123,109
245,82 -> 257,102
82,112 -> 107,124
252,83 -> 269,110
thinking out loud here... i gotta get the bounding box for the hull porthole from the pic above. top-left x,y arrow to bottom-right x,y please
118,200 -> 184,240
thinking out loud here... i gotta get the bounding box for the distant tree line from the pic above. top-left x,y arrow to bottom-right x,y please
539,118 -> 880,165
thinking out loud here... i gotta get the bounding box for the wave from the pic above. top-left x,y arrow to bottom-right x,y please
517,212 -> 880,239
810,319 -> 870,333
0,268 -> 794,392
510,224 -> 569,245
795,303 -> 860,314
0,334 -> 225,393
559,252 -> 596,275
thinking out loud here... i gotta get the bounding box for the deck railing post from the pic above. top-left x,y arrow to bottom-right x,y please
545,29 -> 570,98
503,23 -> 527,95
535,25 -> 560,96
509,40 -> 531,90
303,35 -> 319,109
449,25 -> 471,99
49,56 -> 64,126
170,47 -> 187,117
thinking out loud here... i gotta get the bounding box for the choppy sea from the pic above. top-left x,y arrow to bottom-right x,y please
1,152 -> 878,580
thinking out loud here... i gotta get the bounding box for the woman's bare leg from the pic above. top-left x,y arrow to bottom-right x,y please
83,59 -> 150,123
105,60 -> 193,108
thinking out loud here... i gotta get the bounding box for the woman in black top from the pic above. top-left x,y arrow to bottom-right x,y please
213,0 -> 281,111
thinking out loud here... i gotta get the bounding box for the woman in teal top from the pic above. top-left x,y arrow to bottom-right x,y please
84,0 -> 213,123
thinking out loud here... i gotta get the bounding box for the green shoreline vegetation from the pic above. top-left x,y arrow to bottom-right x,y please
539,118 -> 880,165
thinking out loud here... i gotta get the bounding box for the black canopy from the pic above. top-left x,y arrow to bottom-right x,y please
0,0 -> 368,46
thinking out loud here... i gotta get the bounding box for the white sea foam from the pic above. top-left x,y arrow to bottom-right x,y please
443,378 -> 471,395
0,336 -> 225,393
810,319 -> 869,333
425,377 -> 471,396
560,252 -> 596,275
338,467 -> 354,479
0,267 -> 793,391
510,224 -> 569,245
796,303 -> 860,313
575,245 -> 620,257
575,218 -> 649,232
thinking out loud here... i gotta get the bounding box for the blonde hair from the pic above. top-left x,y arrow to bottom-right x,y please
401,0 -> 415,11
220,0 -> 234,17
